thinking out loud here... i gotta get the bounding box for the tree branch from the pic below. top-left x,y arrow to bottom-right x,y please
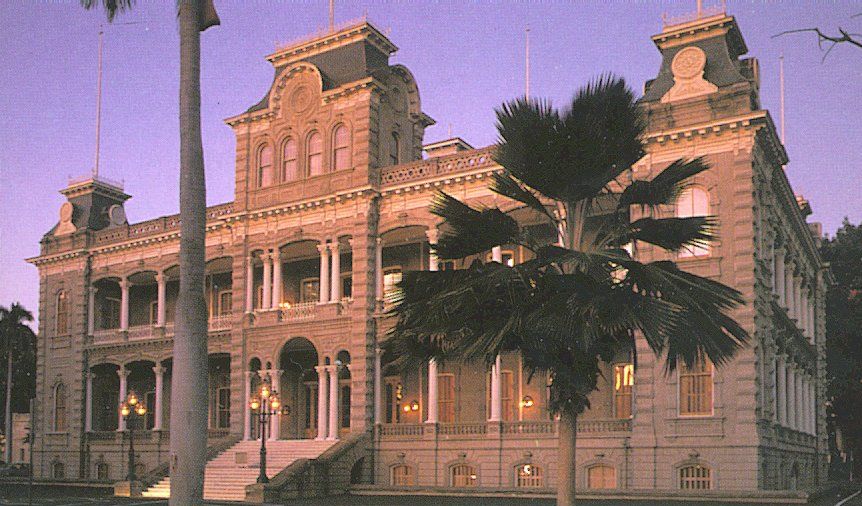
773,22 -> 862,61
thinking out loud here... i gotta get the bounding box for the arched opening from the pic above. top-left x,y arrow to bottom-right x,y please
125,360 -> 156,430
336,350 -> 351,434
277,337 -> 319,439
209,353 -> 231,431
249,357 -> 263,439
91,363 -> 120,431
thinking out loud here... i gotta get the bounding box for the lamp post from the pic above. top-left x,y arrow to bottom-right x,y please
249,380 -> 285,484
119,391 -> 147,483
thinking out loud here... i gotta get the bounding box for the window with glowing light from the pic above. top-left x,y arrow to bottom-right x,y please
676,187 -> 710,258
515,464 -> 543,488
56,290 -> 69,335
438,373 -> 455,423
614,363 -> 634,419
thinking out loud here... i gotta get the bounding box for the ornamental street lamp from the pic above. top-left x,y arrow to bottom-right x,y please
119,391 -> 147,483
249,380 -> 287,484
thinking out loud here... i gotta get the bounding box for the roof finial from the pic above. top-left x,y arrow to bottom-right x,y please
329,0 -> 335,32
93,26 -> 104,179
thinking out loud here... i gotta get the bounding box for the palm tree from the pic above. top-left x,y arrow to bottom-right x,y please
80,1 -> 219,503
1,303 -> 36,465
386,76 -> 749,506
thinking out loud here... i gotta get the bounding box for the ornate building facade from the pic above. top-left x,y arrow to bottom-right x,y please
27,11 -> 829,500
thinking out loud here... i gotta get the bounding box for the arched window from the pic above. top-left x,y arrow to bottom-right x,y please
391,464 -> 415,486
53,383 -> 67,432
332,125 -> 350,171
307,131 -> 323,176
679,356 -> 713,416
56,290 -> 69,335
389,132 -> 400,166
679,464 -> 712,490
515,463 -> 543,488
676,186 -> 710,257
52,461 -> 65,479
587,464 -> 616,489
451,464 -> 477,487
257,144 -> 273,188
281,138 -> 298,182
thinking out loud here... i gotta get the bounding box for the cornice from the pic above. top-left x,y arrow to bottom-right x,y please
379,167 -> 503,197
266,22 -> 397,66
235,185 -> 378,222
27,249 -> 88,267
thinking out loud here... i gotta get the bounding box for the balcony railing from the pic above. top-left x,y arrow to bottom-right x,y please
280,301 -> 317,320
378,418 -> 632,439
89,314 -> 235,345
127,324 -> 154,341
208,313 -> 234,331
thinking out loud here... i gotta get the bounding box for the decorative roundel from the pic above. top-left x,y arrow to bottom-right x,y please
59,202 -> 74,223
108,204 -> 126,226
289,85 -> 314,115
671,46 -> 707,80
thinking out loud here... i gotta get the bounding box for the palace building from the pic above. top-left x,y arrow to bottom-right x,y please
27,9 -> 829,501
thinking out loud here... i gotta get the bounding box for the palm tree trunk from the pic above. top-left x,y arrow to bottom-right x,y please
169,1 -> 208,503
557,408 -> 578,506
4,348 -> 12,464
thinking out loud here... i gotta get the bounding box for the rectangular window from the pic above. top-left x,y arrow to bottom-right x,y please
486,250 -> 515,267
217,387 -> 231,429
300,278 -> 319,303
340,383 -> 351,428
145,391 -> 156,430
304,384 -> 317,430
391,465 -> 415,486
218,290 -> 232,316
383,267 -> 402,304
385,378 -> 402,423
679,465 -> 712,489
679,357 -> 713,416
587,465 -> 616,489
102,297 -> 120,329
149,301 -> 158,325
438,373 -> 455,423
487,370 -> 515,421
614,363 -> 634,419
342,275 -> 353,299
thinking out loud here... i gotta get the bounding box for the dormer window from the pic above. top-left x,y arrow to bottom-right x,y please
257,144 -> 273,188
281,138 -> 298,181
307,131 -> 323,176
333,125 -> 350,171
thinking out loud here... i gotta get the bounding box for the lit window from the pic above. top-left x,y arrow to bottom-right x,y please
218,290 -> 232,316
614,363 -> 634,419
679,356 -> 713,416
307,132 -> 323,176
438,373 -> 455,423
333,125 -> 350,171
486,369 -> 515,421
676,187 -> 710,258
451,464 -> 477,487
385,379 -> 403,423
56,290 -> 69,335
53,383 -> 67,432
679,464 -> 712,490
486,250 -> 515,267
391,464 -> 415,486
515,464 -> 543,488
300,278 -> 319,303
389,132 -> 400,166
281,138 -> 298,181
587,464 -> 616,489
383,267 -> 402,304
257,144 -> 273,188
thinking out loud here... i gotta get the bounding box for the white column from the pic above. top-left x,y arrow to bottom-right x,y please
375,238 -> 384,302
794,367 -> 804,431
327,365 -> 339,440
329,242 -> 341,302
272,251 -> 283,309
776,356 -> 786,426
786,365 -> 797,430
153,364 -> 164,431
374,346 -> 383,425
245,255 -> 254,313
84,372 -> 93,432
269,370 -> 282,441
426,229 -> 439,272
316,366 -> 328,440
262,251 -> 272,310
156,272 -> 167,327
119,278 -> 130,331
243,371 -> 253,440
489,355 -> 502,422
775,250 -> 786,305
318,244 -> 330,304
492,246 -> 503,263
117,366 -> 128,431
426,360 -> 438,423
87,287 -> 96,335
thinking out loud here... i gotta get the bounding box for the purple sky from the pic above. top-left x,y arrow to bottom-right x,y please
2,1 -> 860,326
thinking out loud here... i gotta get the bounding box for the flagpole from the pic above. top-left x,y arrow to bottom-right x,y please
93,27 -> 104,179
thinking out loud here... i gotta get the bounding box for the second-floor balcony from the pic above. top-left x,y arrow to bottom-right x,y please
377,419 -> 632,440
91,313 -> 236,345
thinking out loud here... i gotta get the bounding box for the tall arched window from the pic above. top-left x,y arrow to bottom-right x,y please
389,132 -> 400,166
281,138 -> 298,182
679,356 -> 714,416
676,186 -> 710,257
54,383 -> 67,432
257,144 -> 273,188
56,290 -> 69,335
307,131 -> 323,176
332,125 -> 350,171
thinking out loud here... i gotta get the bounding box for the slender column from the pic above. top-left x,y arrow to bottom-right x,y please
775,250 -> 786,305
374,346 -> 383,425
776,355 -> 787,426
810,381 -> 817,435
492,246 -> 503,263
119,278 -> 130,331
315,366 -> 328,440
794,366 -> 804,430
153,364 -> 164,431
243,371 -> 253,440
327,365 -> 339,440
87,286 -> 96,335
262,251 -> 273,310
272,251 -> 283,309
375,238 -> 384,302
245,255 -> 254,313
489,355 -> 502,422
785,264 -> 794,314
269,370 -> 282,441
808,297 -> 816,342
800,286 -> 809,335
793,276 -> 802,322
426,229 -> 439,272
318,244 -> 330,304
329,242 -> 341,302
786,365 -> 796,430
117,366 -> 128,431
156,272 -> 167,327
84,372 -> 93,432
426,360 -> 438,423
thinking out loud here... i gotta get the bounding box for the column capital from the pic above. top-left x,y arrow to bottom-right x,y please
245,370 -> 257,378
425,228 -> 439,245
153,364 -> 164,375
376,237 -> 383,247
270,250 -> 282,262
328,242 -> 341,253
317,243 -> 330,254
117,366 -> 129,378
326,364 -> 340,374
88,286 -> 97,295
119,278 -> 130,289
315,365 -> 328,374
155,272 -> 166,283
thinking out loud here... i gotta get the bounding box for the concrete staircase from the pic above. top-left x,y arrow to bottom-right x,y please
142,439 -> 336,501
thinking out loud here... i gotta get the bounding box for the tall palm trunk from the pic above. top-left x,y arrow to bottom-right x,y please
169,1 -> 208,503
558,408 -> 578,506
4,348 -> 12,464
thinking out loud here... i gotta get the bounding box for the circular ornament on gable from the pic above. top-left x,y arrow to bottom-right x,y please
108,204 -> 126,226
59,202 -> 74,223
289,85 -> 314,116
671,46 -> 707,80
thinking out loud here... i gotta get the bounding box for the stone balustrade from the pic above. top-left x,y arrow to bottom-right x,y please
378,418 -> 632,440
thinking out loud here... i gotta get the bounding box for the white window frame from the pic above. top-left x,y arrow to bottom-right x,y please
676,186 -> 710,259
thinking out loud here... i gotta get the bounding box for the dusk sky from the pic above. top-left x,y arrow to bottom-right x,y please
2,1 -> 860,326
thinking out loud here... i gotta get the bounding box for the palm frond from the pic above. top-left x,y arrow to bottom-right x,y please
618,158 -> 710,209
80,0 -> 135,22
430,192 -> 520,260
490,172 -> 557,225
623,216 -> 717,253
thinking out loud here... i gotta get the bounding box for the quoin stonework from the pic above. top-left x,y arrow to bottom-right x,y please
27,10 -> 829,501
